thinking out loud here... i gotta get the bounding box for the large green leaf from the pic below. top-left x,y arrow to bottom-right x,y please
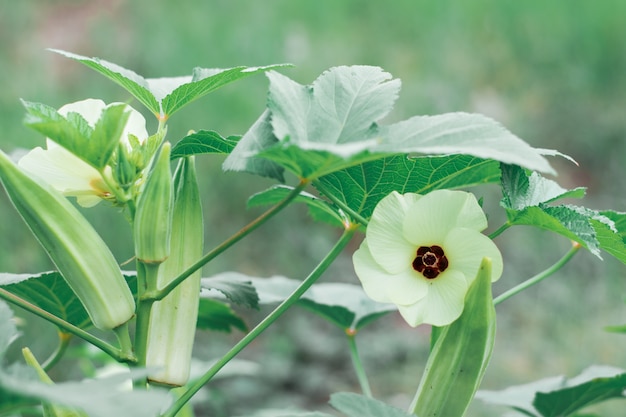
329,392 -> 413,417
225,66 -> 557,181
51,49 -> 287,119
476,365 -> 626,417
171,130 -> 240,159
250,276 -> 395,331
316,154 -> 500,220
0,271 -> 91,329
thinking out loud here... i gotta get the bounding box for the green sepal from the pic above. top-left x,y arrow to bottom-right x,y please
410,257 -> 496,417
134,142 -> 173,264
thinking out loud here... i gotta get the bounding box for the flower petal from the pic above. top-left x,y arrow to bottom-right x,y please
403,190 -> 488,246
367,191 -> 421,274
118,104 -> 148,143
353,240 -> 429,305
397,269 -> 468,327
58,98 -> 106,125
353,240 -> 394,303
444,228 -> 503,283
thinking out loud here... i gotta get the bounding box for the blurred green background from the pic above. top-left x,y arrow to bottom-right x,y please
1,1 -> 626,416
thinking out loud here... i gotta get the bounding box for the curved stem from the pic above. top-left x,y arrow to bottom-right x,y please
313,180 -> 369,226
42,331 -> 72,371
150,179 -> 310,302
346,330 -> 372,397
494,242 -> 581,306
488,222 -> 511,240
0,288 -> 133,363
162,224 -> 358,417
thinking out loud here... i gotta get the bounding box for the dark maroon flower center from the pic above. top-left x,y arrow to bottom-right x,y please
412,245 -> 449,279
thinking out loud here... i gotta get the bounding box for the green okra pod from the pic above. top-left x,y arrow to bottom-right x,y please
146,156 -> 203,386
133,142 -> 173,264
410,257 -> 496,417
0,151 -> 135,330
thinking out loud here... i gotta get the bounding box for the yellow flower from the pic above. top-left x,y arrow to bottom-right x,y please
19,99 -> 147,207
353,190 -> 503,326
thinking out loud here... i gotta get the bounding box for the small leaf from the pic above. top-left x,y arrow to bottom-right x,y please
201,273 -> 259,309
501,164 -> 585,210
196,298 -> 247,333
51,49 -> 288,118
248,185 -> 347,227
593,210 -> 626,264
0,272 -> 92,329
88,104 -> 131,169
330,392 -> 413,417
316,154 -> 500,220
49,49 -> 160,115
171,130 -> 240,159
161,64 -> 290,117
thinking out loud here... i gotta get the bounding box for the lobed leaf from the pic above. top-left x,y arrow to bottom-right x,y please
226,66 -> 558,181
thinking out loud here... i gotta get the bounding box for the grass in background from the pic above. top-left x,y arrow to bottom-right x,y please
1,1 -> 625,415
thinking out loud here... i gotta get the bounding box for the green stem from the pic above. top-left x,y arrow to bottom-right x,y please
346,330 -> 372,397
494,242 -> 581,306
161,225 -> 358,417
313,180 -> 369,226
150,179 -> 310,302
133,262 -> 160,388
42,331 -> 72,371
488,222 -> 511,240
0,288 -> 133,363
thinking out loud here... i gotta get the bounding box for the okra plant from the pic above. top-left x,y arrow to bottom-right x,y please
1,49 -> 626,417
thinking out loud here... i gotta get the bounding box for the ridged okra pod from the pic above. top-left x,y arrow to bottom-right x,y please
0,151 -> 135,330
133,142 -> 173,264
410,257 -> 496,417
146,156 -> 203,386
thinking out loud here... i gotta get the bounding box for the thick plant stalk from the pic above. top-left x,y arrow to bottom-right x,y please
134,142 -> 173,264
0,150 -> 135,330
146,156 -> 203,386
410,257 -> 496,417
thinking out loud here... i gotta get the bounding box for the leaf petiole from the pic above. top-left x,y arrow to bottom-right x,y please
346,329 -> 372,398
0,288 -> 135,363
494,241 -> 582,306
313,179 -> 369,226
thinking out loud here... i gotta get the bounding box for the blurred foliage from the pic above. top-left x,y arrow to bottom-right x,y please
1,1 -> 626,416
